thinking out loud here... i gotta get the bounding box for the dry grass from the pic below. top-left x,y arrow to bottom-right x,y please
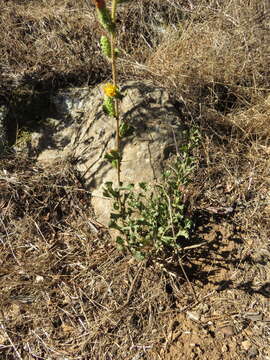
141,0 -> 270,249
146,0 -> 269,104
0,155 -> 190,359
0,0 -> 181,92
0,0 -> 105,91
1,156 -> 269,359
0,0 -> 270,359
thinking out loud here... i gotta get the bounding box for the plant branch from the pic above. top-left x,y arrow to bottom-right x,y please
110,0 -> 120,186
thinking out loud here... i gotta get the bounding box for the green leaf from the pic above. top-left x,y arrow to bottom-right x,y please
103,182 -> 119,198
111,159 -> 118,168
138,182 -> 147,190
119,122 -> 134,137
110,212 -> 123,220
103,96 -> 116,117
97,7 -> 115,34
116,236 -> 125,251
177,229 -> 189,239
116,236 -> 124,245
133,251 -> 145,261
100,35 -> 111,57
104,150 -> 121,167
118,183 -> 135,191
164,170 -> 171,178
114,48 -> 120,57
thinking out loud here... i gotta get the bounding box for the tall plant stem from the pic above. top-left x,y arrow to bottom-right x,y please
111,0 -> 120,186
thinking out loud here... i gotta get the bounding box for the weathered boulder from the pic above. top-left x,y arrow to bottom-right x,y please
70,81 -> 185,225
26,81 -> 186,225
28,87 -> 91,162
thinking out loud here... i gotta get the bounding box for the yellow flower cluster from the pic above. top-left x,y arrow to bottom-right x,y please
103,83 -> 117,97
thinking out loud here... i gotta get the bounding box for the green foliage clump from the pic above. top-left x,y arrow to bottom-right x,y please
103,130 -> 200,261
102,96 -> 116,117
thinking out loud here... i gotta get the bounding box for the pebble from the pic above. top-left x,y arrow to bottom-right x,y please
241,340 -> 251,351
187,311 -> 200,322
201,303 -> 210,314
218,325 -> 235,337
36,275 -> 44,283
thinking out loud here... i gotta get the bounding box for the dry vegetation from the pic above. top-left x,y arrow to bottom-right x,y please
0,0 -> 270,359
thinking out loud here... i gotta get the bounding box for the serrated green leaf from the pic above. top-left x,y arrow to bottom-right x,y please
116,236 -> 125,245
120,122 -> 133,137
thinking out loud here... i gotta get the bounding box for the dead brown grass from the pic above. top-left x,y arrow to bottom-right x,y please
0,0 -> 182,92
0,155 -> 191,359
0,0 -> 106,91
1,155 -> 269,359
141,0 -> 270,254
146,0 -> 269,105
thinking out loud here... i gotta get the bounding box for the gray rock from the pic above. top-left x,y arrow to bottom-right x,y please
70,81 -> 185,225
28,81 -> 186,226
14,87 -> 93,160
51,87 -> 91,121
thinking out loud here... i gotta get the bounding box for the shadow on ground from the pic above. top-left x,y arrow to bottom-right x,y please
159,208 -> 270,300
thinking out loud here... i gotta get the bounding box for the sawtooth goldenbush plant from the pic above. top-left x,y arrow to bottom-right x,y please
104,130 -> 200,261
93,0 -> 199,261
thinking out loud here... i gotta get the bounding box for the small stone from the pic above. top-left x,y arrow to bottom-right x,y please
241,340 -> 251,351
187,311 -> 200,322
221,344 -> 229,353
201,303 -> 210,314
36,275 -> 44,283
218,325 -> 235,337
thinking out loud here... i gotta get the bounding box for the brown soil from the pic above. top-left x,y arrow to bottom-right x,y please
155,221 -> 270,360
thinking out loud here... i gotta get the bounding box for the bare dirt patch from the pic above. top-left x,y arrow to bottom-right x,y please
155,220 -> 270,360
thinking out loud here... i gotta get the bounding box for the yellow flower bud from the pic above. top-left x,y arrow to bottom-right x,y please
103,83 -> 118,97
